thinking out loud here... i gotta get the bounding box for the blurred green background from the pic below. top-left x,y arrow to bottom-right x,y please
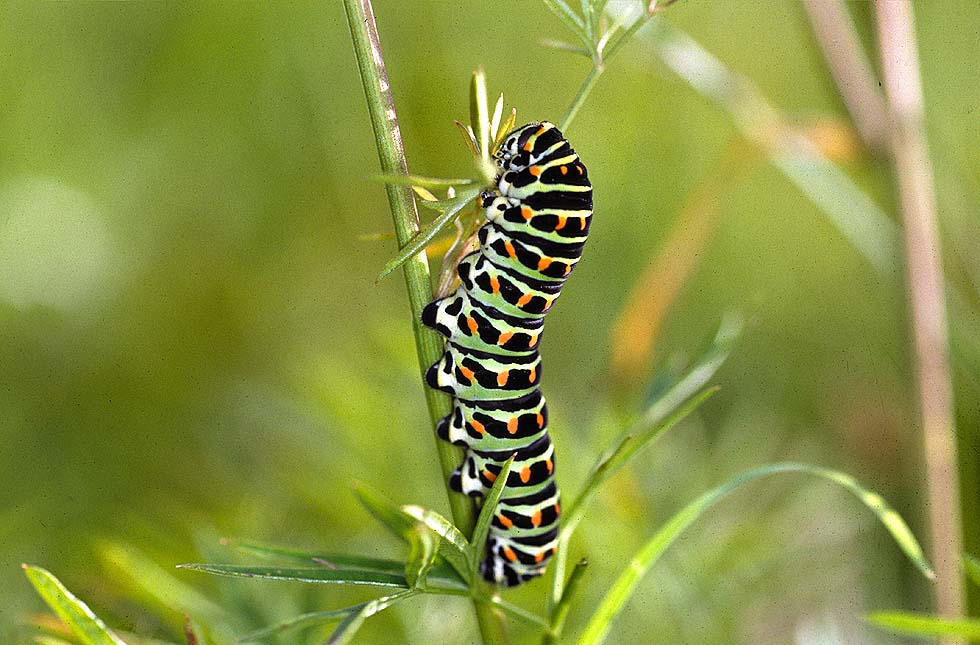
2,1 -> 979,643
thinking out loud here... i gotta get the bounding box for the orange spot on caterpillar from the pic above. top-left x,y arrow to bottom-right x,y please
521,206 -> 533,221
560,165 -> 568,175
523,140 -> 533,152
537,257 -> 553,271
497,370 -> 510,386
519,466 -> 531,483
554,502 -> 561,515
531,510 -> 542,527
466,316 -> 479,334
563,264 -> 572,276
534,551 -> 546,563
528,333 -> 539,346
470,419 -> 486,435
516,293 -> 532,308
576,164 -> 583,174
497,330 -> 513,345
498,514 -> 513,529
529,166 -> 542,177
579,216 -> 587,230
536,125 -> 549,136
536,412 -> 544,428
528,367 -> 536,383
484,469 -> 497,483
459,366 -> 475,383
503,546 -> 517,562
554,216 -> 567,231
507,417 -> 518,434
545,458 -> 554,474
504,241 -> 517,258
489,275 -> 500,294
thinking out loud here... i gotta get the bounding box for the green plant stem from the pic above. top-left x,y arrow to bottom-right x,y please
560,64 -> 603,132
874,0 -> 964,634
343,3 -> 506,643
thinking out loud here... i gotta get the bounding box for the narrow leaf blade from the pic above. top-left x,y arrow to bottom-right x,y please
22,565 -> 125,645
372,174 -> 477,189
375,187 -> 480,283
577,463 -> 933,645
404,525 -> 438,589
177,564 -> 409,588
469,454 -> 516,577
964,553 -> 980,590
867,612 -> 980,640
327,591 -> 416,645
542,0 -> 590,46
238,606 -> 364,643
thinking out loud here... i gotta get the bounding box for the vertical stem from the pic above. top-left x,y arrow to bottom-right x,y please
343,2 -> 507,643
875,0 -> 965,634
801,0 -> 889,153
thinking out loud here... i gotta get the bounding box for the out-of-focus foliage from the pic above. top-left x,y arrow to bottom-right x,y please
3,1 -> 979,643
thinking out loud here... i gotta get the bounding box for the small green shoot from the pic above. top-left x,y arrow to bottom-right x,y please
22,564 -> 126,645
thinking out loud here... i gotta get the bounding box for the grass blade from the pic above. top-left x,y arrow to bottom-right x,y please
177,564 -> 411,588
469,454 -> 516,578
372,174 -> 477,189
867,612 -> 980,640
577,463 -> 934,645
375,186 -> 481,283
327,591 -> 416,645
22,565 -> 125,645
233,540 -> 466,588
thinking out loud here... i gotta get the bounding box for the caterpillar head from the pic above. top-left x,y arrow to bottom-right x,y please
494,122 -> 541,172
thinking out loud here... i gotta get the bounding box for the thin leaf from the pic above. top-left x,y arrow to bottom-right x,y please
542,0 -> 590,46
353,482 -> 417,537
177,564 -> 411,589
548,558 -> 588,642
867,612 -> 980,640
372,174 -> 477,189
454,120 -> 478,157
490,93 -> 504,145
412,185 -> 439,202
964,553 -> 980,590
401,505 -> 470,554
539,38 -> 593,57
469,454 -> 516,578
233,540 -> 467,588
577,463 -> 934,645
327,591 -> 416,645
470,68 -> 490,160
487,598 -> 550,629
375,186 -> 481,283
564,387 -> 717,537
22,565 -> 125,645
580,0 -> 594,40
404,525 -> 438,589
238,606 -> 364,643
565,316 -> 741,534
493,108 -> 518,153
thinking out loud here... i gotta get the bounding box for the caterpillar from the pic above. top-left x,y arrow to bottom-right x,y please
421,121 -> 592,587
